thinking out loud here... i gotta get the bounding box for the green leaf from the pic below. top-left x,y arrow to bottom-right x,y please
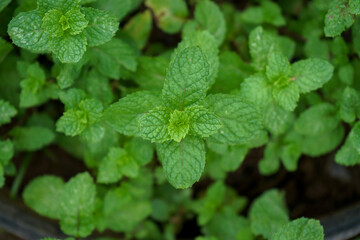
302,125 -> 344,157
103,91 -> 162,136
0,0 -> 11,12
139,107 -> 172,143
123,10 -> 153,50
92,0 -> 133,21
324,0 -> 355,37
185,0 -> 226,46
42,9 -> 65,37
0,38 -> 13,63
132,56 -> 168,90
145,0 -> 188,34
249,189 -> 289,239
0,99 -> 17,126
168,110 -> 190,142
59,88 -> 86,110
294,103 -> 339,136
98,147 -> 139,184
291,58 -> 334,93
272,83 -> 300,112
66,9 -> 89,35
162,46 -> 209,110
23,175 -> 65,219
0,139 -> 14,166
240,73 -> 271,107
248,26 -> 281,71
259,142 -> 280,175
56,59 -> 87,89
198,181 -> 226,225
90,38 -> 137,79
157,136 -> 205,188
335,136 -> 360,166
176,31 -> 218,86
266,52 -> 291,82
37,0 -> 80,15
60,172 -> 96,237
264,102 -> 293,135
241,0 -> 285,26
340,87 -> 360,123
272,217 -> 324,240
8,10 -> 50,52
82,69 -> 113,105
205,94 -> 263,145
82,7 -> 119,47
350,0 -> 360,14
349,122 -> 360,154
124,137 -> 154,166
49,33 -> 87,63
10,126 -> 55,151
185,106 -> 221,138
56,108 -> 88,136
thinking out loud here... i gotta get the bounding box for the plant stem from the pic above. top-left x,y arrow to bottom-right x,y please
10,153 -> 32,198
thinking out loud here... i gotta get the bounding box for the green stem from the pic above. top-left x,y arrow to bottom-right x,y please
10,153 -> 32,198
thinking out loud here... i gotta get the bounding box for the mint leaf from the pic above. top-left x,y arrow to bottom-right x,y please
123,10 -> 153,50
59,88 -> 86,110
104,91 -> 162,136
266,52 -> 291,82
0,38 -> 13,63
56,109 -> 88,136
92,0 -> 133,21
60,172 -> 96,237
145,0 -> 188,34
205,94 -> 263,145
0,0 -> 10,12
248,26 -> 280,71
49,33 -> 87,63
324,0 -> 355,37
139,107 -> 171,143
0,99 -> 17,126
241,0 -> 285,26
66,9 -> 89,35
37,0 -> 80,15
272,83 -> 300,112
162,46 -> 209,110
295,103 -> 339,136
340,87 -> 360,123
8,10 -> 50,52
336,136 -> 360,166
10,126 -> 55,151
176,31 -> 218,86
0,139 -> 14,165
186,106 -> 221,138
350,0 -> 360,14
157,136 -> 205,188
249,189 -> 289,239
272,217 -> 324,240
90,38 -> 137,79
42,9 -> 66,37
132,56 -> 168,90
259,142 -> 281,175
291,58 -> 334,93
264,102 -> 293,135
185,0 -> 226,46
168,110 -> 190,142
82,7 -> 119,47
98,147 -> 139,184
23,175 -> 65,219
56,59 -> 87,89
125,137 -> 154,166
240,73 -> 271,107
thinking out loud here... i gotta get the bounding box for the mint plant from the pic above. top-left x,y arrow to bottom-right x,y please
2,0 -> 360,239
8,0 -> 118,63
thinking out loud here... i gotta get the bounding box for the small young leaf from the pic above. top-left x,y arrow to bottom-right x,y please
168,110 -> 190,142
0,99 -> 17,126
272,83 -> 300,112
157,136 -> 205,189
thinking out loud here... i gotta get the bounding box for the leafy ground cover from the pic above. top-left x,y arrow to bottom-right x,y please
1,0 -> 360,239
